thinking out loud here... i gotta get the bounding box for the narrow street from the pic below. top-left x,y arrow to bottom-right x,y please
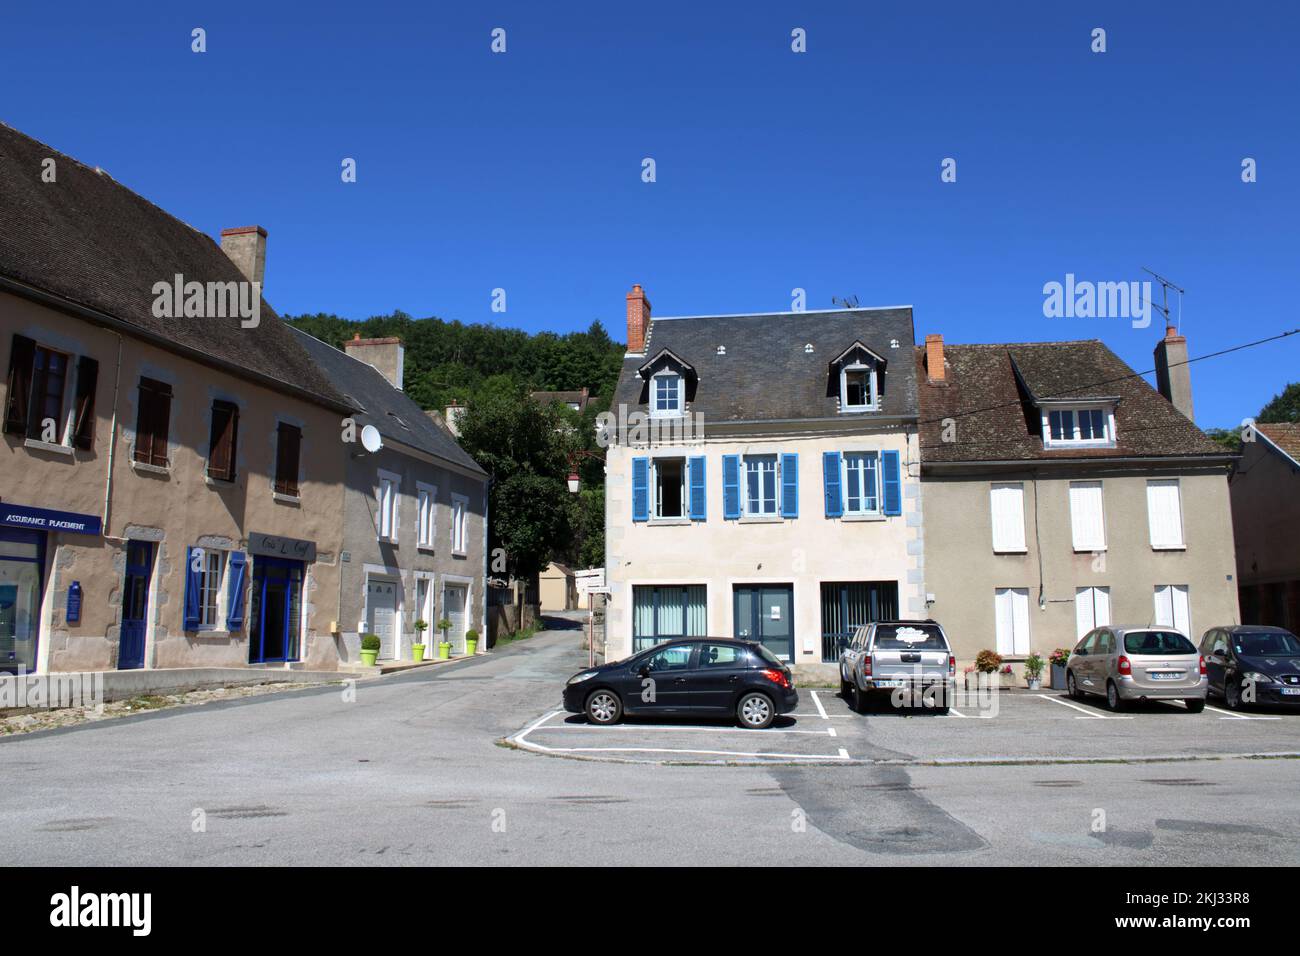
2,620 -> 1297,866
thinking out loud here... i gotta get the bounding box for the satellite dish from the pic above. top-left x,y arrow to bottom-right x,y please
360,424 -> 383,453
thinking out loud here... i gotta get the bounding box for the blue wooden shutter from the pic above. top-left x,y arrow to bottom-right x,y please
632,457 -> 649,522
780,453 -> 799,518
226,552 -> 247,630
882,449 -> 902,516
688,456 -> 706,520
183,546 -> 202,630
722,455 -> 741,519
823,451 -> 843,517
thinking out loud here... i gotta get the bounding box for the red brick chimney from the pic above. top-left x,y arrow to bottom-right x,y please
925,333 -> 946,382
626,284 -> 651,354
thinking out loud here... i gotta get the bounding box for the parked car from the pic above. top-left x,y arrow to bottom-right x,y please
562,638 -> 798,729
1199,625 -> 1300,710
839,620 -> 955,714
1066,626 -> 1206,712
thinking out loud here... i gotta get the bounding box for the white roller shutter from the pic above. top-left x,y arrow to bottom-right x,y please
1147,480 -> 1185,549
1069,481 -> 1106,551
990,483 -> 1026,553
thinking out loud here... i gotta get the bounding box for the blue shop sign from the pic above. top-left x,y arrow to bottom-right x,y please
0,502 -> 102,536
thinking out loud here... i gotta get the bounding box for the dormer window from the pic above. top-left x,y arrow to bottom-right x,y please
1041,404 -> 1116,447
830,341 -> 884,414
652,371 -> 682,416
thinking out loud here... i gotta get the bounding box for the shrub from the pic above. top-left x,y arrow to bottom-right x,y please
1024,653 -> 1045,678
974,649 -> 1003,673
360,633 -> 382,652
465,629 -> 479,642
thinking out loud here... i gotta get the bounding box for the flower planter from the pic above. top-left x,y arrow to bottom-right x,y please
411,644 -> 426,662
964,671 -> 1004,692
1051,664 -> 1068,690
465,637 -> 478,655
438,641 -> 451,660
1026,677 -> 1042,691
359,648 -> 379,666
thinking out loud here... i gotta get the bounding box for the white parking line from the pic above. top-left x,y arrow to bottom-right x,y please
943,708 -> 969,718
838,748 -> 850,759
1204,703 -> 1282,721
828,726 -> 837,737
1034,694 -> 1132,719
811,691 -> 829,720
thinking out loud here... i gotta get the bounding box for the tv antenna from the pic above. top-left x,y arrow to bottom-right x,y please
1141,268 -> 1184,333
832,295 -> 860,309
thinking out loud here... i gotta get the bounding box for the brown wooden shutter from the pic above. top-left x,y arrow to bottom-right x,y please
274,422 -> 301,496
3,335 -> 36,435
207,400 -> 238,481
72,355 -> 99,450
135,377 -> 172,466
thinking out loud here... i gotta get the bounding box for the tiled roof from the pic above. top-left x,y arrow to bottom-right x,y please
0,122 -> 349,410
611,308 -> 917,423
1255,422 -> 1300,464
289,327 -> 486,476
916,340 -> 1227,463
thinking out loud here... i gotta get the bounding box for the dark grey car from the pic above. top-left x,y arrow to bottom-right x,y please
1199,625 -> 1300,710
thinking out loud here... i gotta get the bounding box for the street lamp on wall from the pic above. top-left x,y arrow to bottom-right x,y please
565,449 -> 605,494
567,472 -> 581,494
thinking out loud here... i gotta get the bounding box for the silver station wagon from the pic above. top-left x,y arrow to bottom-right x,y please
1066,626 -> 1207,712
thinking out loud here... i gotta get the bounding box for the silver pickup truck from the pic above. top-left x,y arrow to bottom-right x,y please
839,620 -> 956,714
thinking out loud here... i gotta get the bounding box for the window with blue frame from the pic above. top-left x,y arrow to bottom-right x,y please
632,584 -> 707,653
743,455 -> 777,515
843,452 -> 880,514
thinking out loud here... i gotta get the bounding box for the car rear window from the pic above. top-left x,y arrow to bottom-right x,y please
1123,631 -> 1196,655
872,624 -> 948,650
1233,631 -> 1300,656
752,644 -> 784,667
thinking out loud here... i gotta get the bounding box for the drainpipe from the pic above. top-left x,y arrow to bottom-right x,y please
101,331 -> 123,536
481,475 -> 490,650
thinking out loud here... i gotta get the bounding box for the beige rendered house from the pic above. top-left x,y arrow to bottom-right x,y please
916,327 -> 1239,673
1229,422 -> 1300,632
604,286 -> 924,680
0,122 -> 353,674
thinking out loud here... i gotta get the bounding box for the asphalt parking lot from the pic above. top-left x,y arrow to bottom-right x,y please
510,687 -> 1300,765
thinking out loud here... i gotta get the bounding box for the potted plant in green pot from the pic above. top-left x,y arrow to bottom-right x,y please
359,633 -> 381,667
411,619 -> 428,662
437,617 -> 452,659
1024,652 -> 1045,690
465,628 -> 479,655
1049,648 -> 1070,689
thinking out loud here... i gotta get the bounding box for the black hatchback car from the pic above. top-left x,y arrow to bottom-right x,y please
1199,625 -> 1300,709
562,638 -> 799,729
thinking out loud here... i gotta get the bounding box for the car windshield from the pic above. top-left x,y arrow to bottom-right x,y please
1123,631 -> 1196,655
1233,631 -> 1300,656
873,623 -> 947,650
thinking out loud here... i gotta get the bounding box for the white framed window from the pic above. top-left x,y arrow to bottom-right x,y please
1041,405 -> 1115,447
451,494 -> 469,554
417,483 -> 437,548
377,470 -> 401,541
415,575 -> 433,629
1146,479 -> 1185,549
989,482 -> 1026,552
651,372 -> 682,416
198,549 -> 226,628
743,455 -> 778,516
1153,584 -> 1191,635
840,363 -> 878,412
994,587 -> 1031,655
1074,586 -> 1111,640
652,457 -> 686,518
1068,480 -> 1106,551
843,452 -> 880,515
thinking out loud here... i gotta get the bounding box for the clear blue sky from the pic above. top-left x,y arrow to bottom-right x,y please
6,1 -> 1297,428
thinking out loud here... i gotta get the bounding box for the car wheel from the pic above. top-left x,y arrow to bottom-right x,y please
1105,680 -> 1124,712
737,692 -> 775,730
849,679 -> 864,713
1185,699 -> 1205,713
1067,671 -> 1080,700
1225,679 -> 1244,711
585,689 -> 622,725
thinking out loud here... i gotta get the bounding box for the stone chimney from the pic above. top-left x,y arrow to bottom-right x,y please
1153,324 -> 1194,422
220,226 -> 267,287
924,333 -> 946,383
344,334 -> 405,391
626,284 -> 651,354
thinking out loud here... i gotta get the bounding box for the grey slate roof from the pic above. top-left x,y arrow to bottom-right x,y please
0,122 -> 350,411
289,327 -> 486,477
916,340 -> 1227,464
611,308 -> 918,423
